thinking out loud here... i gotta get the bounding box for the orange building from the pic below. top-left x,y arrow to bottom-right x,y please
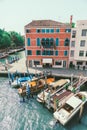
25,20 -> 71,68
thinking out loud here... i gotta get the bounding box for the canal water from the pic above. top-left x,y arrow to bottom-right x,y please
0,51 -> 25,64
0,77 -> 87,130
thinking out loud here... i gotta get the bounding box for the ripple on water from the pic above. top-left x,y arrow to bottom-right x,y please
0,77 -> 87,130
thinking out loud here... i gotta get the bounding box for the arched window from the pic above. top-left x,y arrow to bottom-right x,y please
46,38 -> 49,48
64,38 -> 70,46
41,38 -> 46,47
50,38 -> 54,46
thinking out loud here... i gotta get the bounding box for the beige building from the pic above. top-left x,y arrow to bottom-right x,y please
69,20 -> 87,70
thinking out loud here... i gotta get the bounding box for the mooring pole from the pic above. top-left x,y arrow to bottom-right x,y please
79,104 -> 84,123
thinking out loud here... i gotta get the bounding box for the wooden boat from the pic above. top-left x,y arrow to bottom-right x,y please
37,79 -> 70,103
49,89 -> 73,111
49,77 -> 87,111
18,77 -> 55,96
53,91 -> 87,126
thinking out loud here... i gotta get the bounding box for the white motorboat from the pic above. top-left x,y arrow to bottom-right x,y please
37,79 -> 70,103
53,91 -> 87,126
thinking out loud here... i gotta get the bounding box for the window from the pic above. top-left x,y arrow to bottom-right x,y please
56,38 -> 59,46
27,38 -> 30,46
41,38 -> 46,48
80,40 -> 85,47
77,62 -> 83,65
37,38 -> 40,46
72,30 -> 76,38
79,51 -> 84,56
55,61 -> 62,65
27,50 -> 32,55
50,29 -> 54,33
55,51 -> 58,56
37,29 -> 41,33
64,51 -> 68,56
26,29 -> 30,33
42,29 -> 45,33
70,50 -> 74,57
42,50 -> 45,55
50,50 -> 54,55
36,50 -> 41,55
46,38 -> 50,48
64,38 -> 70,46
34,61 -> 40,65
82,29 -> 87,36
71,41 -> 75,47
85,51 -> 87,57
56,29 -> 60,33
65,29 -> 71,32
46,29 -> 49,33
50,38 -> 54,47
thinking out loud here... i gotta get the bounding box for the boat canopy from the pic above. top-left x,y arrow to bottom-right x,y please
66,96 -> 82,109
49,79 -> 68,88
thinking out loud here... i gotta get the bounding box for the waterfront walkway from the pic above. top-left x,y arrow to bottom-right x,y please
0,57 -> 87,78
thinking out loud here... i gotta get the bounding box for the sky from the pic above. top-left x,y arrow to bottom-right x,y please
0,0 -> 87,35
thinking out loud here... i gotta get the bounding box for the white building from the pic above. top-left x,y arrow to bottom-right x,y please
69,20 -> 87,70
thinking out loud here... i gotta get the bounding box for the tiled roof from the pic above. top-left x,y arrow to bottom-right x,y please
25,20 -> 71,28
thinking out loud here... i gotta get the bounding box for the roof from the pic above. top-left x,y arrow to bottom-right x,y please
66,96 -> 82,109
50,79 -> 68,88
25,20 -> 71,28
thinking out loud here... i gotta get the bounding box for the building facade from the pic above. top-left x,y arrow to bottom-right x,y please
25,20 -> 71,68
69,20 -> 87,70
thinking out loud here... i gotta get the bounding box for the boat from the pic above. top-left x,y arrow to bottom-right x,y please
37,79 -> 70,103
53,91 -> 87,126
0,53 -> 8,59
67,77 -> 87,92
18,77 -> 55,96
49,77 -> 87,111
11,75 -> 33,88
49,89 -> 73,111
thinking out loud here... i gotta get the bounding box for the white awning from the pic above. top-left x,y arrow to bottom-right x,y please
66,96 -> 82,109
42,58 -> 52,64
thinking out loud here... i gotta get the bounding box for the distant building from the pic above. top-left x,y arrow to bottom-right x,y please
25,20 -> 71,68
69,20 -> 87,70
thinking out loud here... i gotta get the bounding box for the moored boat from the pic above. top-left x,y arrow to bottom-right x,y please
37,79 -> 70,103
18,77 -> 55,96
11,76 -> 33,88
53,91 -> 87,126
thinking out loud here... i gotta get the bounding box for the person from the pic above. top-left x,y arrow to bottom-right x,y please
26,83 -> 30,99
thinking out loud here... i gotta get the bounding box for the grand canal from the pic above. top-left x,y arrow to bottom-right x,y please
0,51 -> 87,130
0,77 -> 87,130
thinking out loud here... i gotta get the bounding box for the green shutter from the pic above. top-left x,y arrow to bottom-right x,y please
56,38 -> 59,46
37,38 -> 40,46
27,38 -> 30,46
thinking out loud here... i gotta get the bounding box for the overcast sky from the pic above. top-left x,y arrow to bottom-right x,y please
0,0 -> 87,35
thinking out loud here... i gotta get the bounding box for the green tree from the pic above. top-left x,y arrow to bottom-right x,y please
0,29 -> 11,49
10,31 -> 24,47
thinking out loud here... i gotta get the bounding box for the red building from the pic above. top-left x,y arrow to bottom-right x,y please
25,20 -> 71,68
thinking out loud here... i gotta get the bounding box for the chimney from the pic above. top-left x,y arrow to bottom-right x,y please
70,15 -> 73,24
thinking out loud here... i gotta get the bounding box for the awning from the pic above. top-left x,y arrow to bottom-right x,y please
42,58 -> 52,64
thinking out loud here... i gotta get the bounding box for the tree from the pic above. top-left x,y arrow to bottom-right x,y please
9,31 -> 24,47
0,29 -> 11,49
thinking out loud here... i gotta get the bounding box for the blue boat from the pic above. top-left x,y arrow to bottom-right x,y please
11,75 -> 33,88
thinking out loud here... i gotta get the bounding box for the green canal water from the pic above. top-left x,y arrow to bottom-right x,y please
0,77 -> 87,130
0,51 -> 25,64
